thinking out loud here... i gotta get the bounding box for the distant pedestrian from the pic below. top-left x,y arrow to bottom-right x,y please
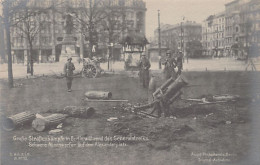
139,54 -> 151,88
64,56 -> 75,92
176,51 -> 183,76
163,50 -> 177,80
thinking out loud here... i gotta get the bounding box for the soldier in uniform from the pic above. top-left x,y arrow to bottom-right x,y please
163,50 -> 177,80
139,54 -> 151,88
64,56 -> 75,92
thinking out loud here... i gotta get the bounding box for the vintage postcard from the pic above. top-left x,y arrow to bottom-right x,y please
0,0 -> 260,164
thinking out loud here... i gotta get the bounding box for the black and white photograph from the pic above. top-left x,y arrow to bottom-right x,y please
0,0 -> 260,164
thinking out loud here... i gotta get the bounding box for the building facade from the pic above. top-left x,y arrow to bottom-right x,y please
203,0 -> 260,57
202,12 -> 225,56
8,0 -> 146,63
153,21 -> 202,58
225,0 -> 260,56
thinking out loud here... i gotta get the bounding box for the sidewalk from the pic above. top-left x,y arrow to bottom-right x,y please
0,57 -> 259,80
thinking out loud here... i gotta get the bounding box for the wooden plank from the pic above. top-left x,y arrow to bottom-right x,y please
85,99 -> 128,102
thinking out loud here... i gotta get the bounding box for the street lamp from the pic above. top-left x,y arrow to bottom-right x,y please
158,10 -> 161,69
180,16 -> 186,63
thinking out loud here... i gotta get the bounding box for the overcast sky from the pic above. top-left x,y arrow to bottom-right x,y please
0,0 -> 232,38
145,0 -> 232,39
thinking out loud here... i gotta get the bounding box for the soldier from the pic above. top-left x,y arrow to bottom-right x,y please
163,50 -> 177,80
64,56 -> 75,92
176,51 -> 183,76
139,54 -> 151,88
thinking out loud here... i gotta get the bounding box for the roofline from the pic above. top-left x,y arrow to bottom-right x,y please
225,0 -> 239,6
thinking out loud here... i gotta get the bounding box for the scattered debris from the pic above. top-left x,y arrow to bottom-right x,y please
3,111 -> 36,131
184,94 -> 239,105
14,83 -> 23,87
57,123 -> 63,129
107,117 -> 118,122
48,129 -> 64,135
212,94 -> 240,102
170,116 -> 177,119
204,113 -> 214,118
85,99 -> 128,102
137,111 -> 157,118
226,121 -> 232,124
32,114 -> 68,132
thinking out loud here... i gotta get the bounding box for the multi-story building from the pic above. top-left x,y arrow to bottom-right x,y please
202,12 -> 225,56
8,0 -> 146,63
202,15 -> 214,56
225,0 -> 260,56
202,0 -> 260,57
153,21 -> 202,57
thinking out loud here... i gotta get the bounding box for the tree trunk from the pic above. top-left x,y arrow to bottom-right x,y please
27,49 -> 30,73
3,2 -> 14,88
29,42 -> 34,75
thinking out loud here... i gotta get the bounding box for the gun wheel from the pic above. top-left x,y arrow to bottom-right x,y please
82,64 -> 98,78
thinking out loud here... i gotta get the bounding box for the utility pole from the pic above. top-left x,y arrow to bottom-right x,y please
181,20 -> 184,63
181,16 -> 187,63
158,10 -> 161,69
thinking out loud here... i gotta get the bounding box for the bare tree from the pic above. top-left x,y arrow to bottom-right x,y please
1,0 -> 29,87
73,0 -> 107,58
10,4 -> 51,75
73,0 -> 127,60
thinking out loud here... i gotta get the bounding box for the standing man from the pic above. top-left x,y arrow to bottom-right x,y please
163,50 -> 177,80
64,56 -> 75,92
139,54 -> 151,88
176,51 -> 183,76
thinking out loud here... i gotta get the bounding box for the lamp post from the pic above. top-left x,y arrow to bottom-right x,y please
181,16 -> 186,63
158,10 -> 161,69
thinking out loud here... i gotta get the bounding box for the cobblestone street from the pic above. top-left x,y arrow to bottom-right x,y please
1,57 -> 259,80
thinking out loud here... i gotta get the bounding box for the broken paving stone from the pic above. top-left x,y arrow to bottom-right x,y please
226,121 -> 232,124
48,129 -> 64,135
57,123 -> 63,129
107,117 -> 118,122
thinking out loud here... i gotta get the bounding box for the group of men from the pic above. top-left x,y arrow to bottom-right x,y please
64,50 -> 183,93
163,50 -> 183,80
139,50 -> 183,88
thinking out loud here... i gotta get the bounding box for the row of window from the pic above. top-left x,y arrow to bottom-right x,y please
12,35 -> 53,47
204,40 -> 225,48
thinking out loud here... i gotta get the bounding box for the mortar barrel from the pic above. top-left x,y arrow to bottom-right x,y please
153,77 -> 175,98
164,75 -> 188,99
32,114 -> 68,132
168,91 -> 183,104
85,91 -> 112,100
3,111 -> 36,131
